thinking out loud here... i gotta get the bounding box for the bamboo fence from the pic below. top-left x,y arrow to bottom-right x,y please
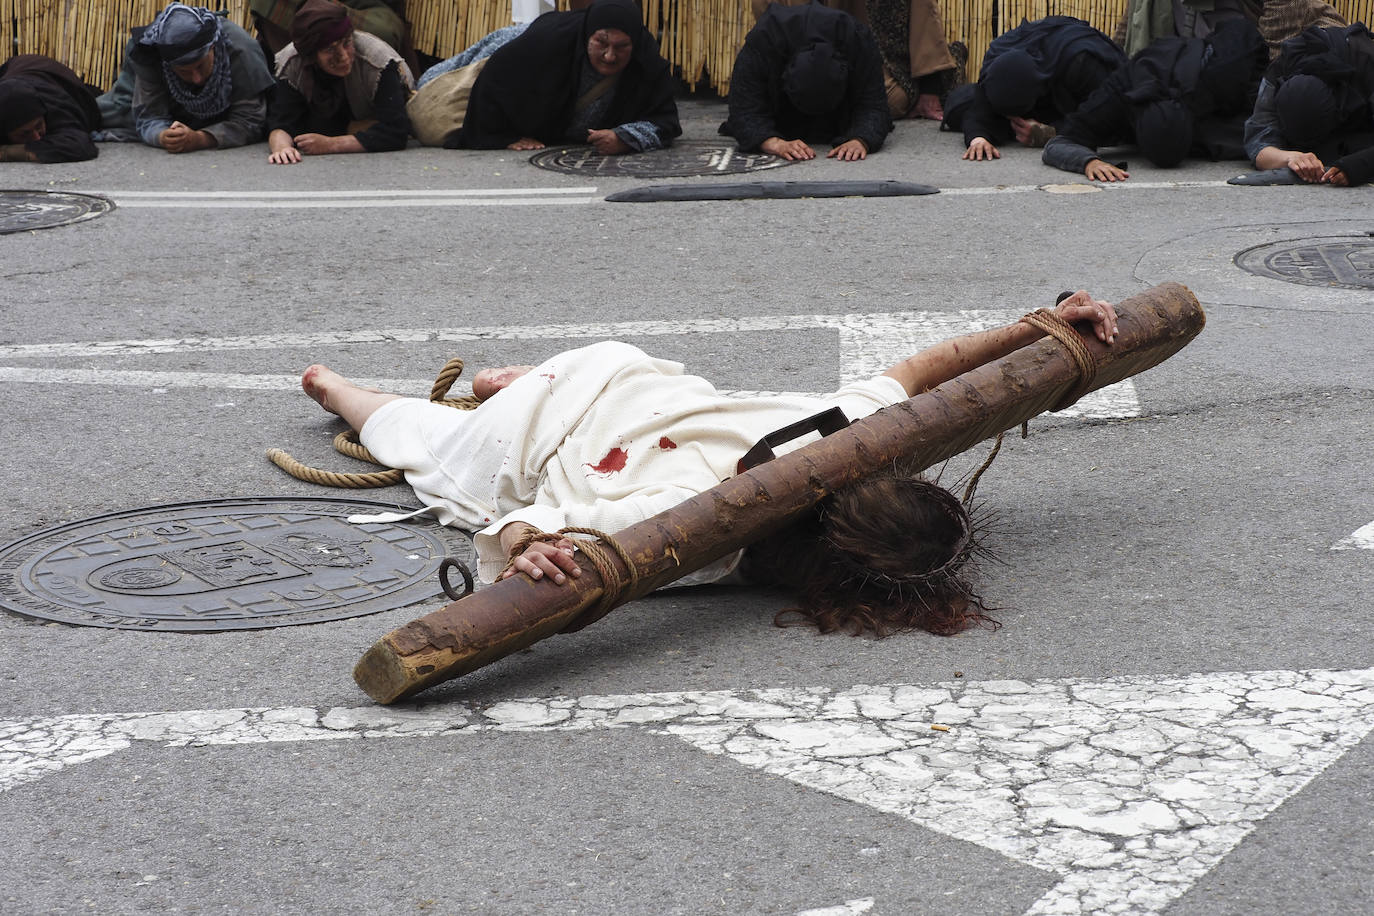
5,0 -> 1373,94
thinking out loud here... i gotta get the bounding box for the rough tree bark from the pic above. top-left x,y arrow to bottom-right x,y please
355,282 -> 1205,703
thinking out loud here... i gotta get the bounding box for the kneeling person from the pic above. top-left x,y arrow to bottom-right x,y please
266,0 -> 414,163
721,1 -> 892,161
97,2 -> 275,153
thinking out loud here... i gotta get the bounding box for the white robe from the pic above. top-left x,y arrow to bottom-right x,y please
359,341 -> 908,582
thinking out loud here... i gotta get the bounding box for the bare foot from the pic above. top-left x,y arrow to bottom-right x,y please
910,93 -> 944,121
301,364 -> 350,415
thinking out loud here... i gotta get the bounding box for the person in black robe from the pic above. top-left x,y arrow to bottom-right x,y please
720,1 -> 892,160
0,55 -> 101,163
452,0 -> 680,153
265,0 -> 414,163
942,16 -> 1125,161
1243,23 -> 1374,186
1042,17 -> 1268,180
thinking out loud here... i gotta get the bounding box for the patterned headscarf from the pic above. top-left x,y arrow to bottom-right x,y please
139,3 -> 234,120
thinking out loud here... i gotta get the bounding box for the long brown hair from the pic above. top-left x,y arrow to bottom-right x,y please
745,475 -> 998,637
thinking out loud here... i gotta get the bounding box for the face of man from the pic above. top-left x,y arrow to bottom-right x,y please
315,34 -> 356,78
6,115 -> 45,144
472,365 -> 535,401
171,48 -> 215,86
586,28 -> 633,77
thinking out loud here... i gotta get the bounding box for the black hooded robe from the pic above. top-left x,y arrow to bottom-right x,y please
0,55 -> 101,163
719,2 -> 892,154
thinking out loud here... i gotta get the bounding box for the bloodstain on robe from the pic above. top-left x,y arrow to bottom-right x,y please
587,447 -> 629,474
658,437 -> 677,450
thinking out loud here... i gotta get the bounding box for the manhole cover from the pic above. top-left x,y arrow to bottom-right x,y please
0,189 -> 112,234
0,497 -> 475,631
530,140 -> 793,177
1234,236 -> 1374,290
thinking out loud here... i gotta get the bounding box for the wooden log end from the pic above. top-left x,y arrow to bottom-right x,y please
354,637 -> 431,705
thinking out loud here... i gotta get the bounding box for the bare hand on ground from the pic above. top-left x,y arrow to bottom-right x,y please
1085,158 -> 1128,182
827,138 -> 868,161
508,137 -> 546,151
963,137 -> 1000,160
761,137 -> 815,160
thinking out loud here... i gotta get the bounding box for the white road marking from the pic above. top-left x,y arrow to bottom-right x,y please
5,667 -> 1372,916
86,187 -> 600,209
1333,521 -> 1374,550
0,311 -> 1140,419
79,181 -> 1231,208
937,180 -> 1231,196
795,898 -> 875,915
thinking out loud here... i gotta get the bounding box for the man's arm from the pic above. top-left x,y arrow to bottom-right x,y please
882,291 -> 1118,397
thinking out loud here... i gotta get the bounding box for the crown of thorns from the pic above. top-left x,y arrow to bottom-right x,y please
823,478 -> 983,594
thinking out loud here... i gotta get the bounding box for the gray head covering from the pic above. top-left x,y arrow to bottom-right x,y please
137,2 -> 221,65
783,42 -> 848,116
980,49 -> 1040,116
1133,98 -> 1193,168
1276,74 -> 1338,148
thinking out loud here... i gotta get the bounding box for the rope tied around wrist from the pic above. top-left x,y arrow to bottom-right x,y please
502,525 -> 639,631
1019,308 -> 1098,411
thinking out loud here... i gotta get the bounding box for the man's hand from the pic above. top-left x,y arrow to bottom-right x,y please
1284,150 -> 1326,182
1085,158 -> 1128,182
1009,116 -> 1042,146
497,523 -> 581,585
507,137 -> 545,151
761,136 -> 815,160
1053,290 -> 1118,344
1321,165 -> 1349,186
293,133 -> 339,156
963,137 -> 1000,160
827,138 -> 868,161
159,121 -> 215,153
267,128 -> 301,164
587,128 -> 630,155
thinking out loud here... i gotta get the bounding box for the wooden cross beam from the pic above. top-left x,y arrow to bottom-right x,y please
354,282 -> 1205,703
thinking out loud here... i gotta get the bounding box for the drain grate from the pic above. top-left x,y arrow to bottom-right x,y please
1234,236 -> 1374,290
529,140 -> 793,177
0,189 -> 112,234
0,498 -> 474,631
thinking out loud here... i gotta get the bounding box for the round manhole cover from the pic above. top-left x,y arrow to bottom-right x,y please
529,140 -> 793,177
1234,236 -> 1374,290
0,189 -> 112,234
0,497 -> 475,631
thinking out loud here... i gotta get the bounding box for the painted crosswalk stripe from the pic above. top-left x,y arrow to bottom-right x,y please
85,187 -> 600,208
1333,521 -> 1374,550
5,667 -> 1372,916
0,310 -> 1141,418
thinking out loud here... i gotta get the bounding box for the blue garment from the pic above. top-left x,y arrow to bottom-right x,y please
417,24 -> 528,88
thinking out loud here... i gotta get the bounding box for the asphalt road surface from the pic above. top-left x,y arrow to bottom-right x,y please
3,100 -> 1372,916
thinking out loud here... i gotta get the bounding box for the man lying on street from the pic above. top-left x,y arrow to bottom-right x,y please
96,1 -> 275,153
297,292 -> 1118,637
266,0 -> 414,163
943,16 -> 1125,161
0,54 -> 101,163
1243,22 -> 1374,186
1042,18 -> 1268,180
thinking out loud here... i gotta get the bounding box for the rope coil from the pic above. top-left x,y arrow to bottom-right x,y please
1019,308 -> 1098,411
267,356 -> 479,488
